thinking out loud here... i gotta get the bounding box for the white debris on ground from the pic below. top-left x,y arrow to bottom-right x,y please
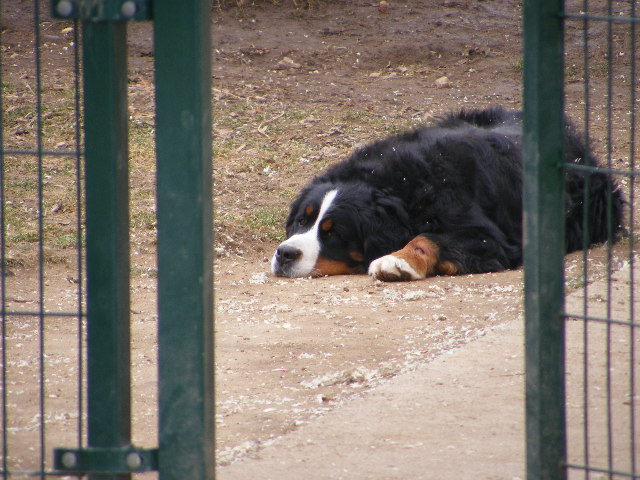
248,272 -> 269,285
214,257 -> 527,465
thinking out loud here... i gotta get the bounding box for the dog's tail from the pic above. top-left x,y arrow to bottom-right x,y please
437,106 -> 521,131
565,169 -> 625,252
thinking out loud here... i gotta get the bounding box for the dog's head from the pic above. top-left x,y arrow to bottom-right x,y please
271,182 -> 411,277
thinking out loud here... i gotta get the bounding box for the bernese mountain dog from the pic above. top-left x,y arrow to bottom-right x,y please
271,107 -> 623,281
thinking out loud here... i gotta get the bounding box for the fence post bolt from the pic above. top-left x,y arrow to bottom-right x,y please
61,451 -> 78,469
121,1 -> 136,19
125,452 -> 142,469
55,0 -> 73,17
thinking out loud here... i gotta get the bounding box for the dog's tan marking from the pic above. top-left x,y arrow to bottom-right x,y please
390,236 -> 441,278
379,236 -> 460,280
320,218 -> 333,232
313,257 -> 364,276
437,260 -> 458,275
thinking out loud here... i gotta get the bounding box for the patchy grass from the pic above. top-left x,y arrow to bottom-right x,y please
511,58 -> 524,72
52,233 -> 81,249
132,209 -> 156,231
1,78 -> 84,264
243,207 -> 287,242
1,75 -> 159,268
4,69 -> 427,264
211,86 -> 431,253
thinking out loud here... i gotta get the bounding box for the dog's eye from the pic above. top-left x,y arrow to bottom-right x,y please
320,219 -> 338,238
298,217 -> 307,226
325,228 -> 339,238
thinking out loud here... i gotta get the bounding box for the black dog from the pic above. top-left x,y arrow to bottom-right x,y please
271,107 -> 623,280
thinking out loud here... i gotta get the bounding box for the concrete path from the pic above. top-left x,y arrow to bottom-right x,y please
217,318 -> 526,480
218,260 -> 638,479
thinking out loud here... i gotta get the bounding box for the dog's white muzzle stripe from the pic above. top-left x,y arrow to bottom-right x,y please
271,189 -> 338,277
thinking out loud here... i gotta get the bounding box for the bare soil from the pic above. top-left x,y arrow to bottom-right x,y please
211,0 -> 531,465
210,0 -> 639,470
216,260 -> 640,479
1,0 -> 638,477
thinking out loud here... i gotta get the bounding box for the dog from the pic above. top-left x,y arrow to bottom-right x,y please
271,107 -> 623,281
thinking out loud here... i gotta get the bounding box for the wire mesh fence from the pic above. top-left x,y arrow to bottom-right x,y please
0,1 -> 212,478
8,0 -> 637,477
563,1 -> 639,478
525,0 -> 639,479
0,1 -> 87,477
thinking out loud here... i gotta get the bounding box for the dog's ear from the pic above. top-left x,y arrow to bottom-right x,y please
284,183 -> 331,237
361,191 -> 412,263
283,190 -> 305,237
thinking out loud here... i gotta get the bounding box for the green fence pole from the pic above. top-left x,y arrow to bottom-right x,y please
154,0 -> 214,478
82,20 -> 132,480
523,0 -> 567,479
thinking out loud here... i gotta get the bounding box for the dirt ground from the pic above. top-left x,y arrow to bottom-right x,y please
210,0 -> 639,470
211,0 -> 529,465
1,0 -> 639,477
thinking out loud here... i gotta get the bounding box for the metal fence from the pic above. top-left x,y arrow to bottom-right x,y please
7,0 -> 637,477
0,0 -> 212,478
524,0 -> 639,479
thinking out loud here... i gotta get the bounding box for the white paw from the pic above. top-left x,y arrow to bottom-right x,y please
368,255 -> 422,282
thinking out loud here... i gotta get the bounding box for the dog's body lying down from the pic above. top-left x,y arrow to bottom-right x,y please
271,107 -> 623,281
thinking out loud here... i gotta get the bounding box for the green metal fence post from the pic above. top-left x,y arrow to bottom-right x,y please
523,0 -> 567,479
82,19 -> 132,480
154,0 -> 214,478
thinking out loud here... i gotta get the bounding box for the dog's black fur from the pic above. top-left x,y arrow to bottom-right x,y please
276,107 -> 623,277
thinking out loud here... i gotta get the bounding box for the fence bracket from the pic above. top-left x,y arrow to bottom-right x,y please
53,446 -> 158,474
51,0 -> 152,21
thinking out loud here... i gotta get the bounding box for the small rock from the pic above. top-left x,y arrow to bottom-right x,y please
276,56 -> 301,69
435,75 -> 451,88
379,1 -> 389,13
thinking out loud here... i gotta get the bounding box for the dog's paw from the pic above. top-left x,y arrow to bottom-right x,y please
368,255 -> 423,282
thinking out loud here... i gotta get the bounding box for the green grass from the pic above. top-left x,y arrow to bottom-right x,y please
511,58 -> 524,72
10,232 -> 39,243
11,178 -> 38,191
132,209 -> 156,230
51,233 -> 80,249
0,84 -> 159,265
243,207 -> 287,241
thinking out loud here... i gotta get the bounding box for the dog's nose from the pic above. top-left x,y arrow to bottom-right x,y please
275,245 -> 302,265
